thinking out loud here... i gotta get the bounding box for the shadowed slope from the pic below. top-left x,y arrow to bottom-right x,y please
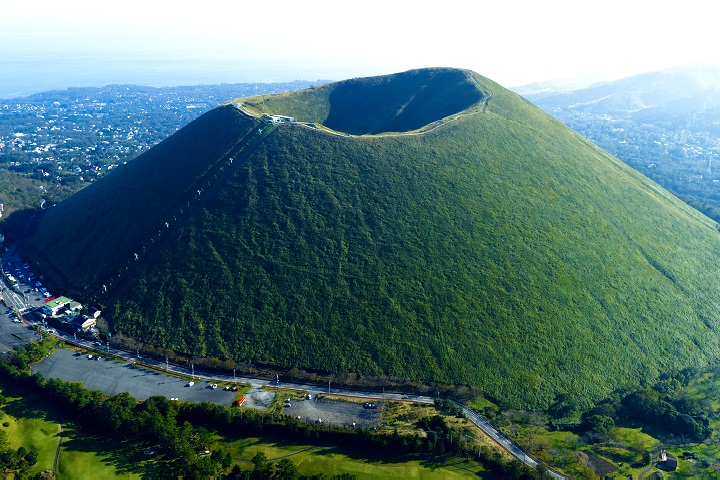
22,106 -> 259,291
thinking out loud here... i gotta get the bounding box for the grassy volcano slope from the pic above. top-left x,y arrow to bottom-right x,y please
107,72 -> 720,408
240,68 -> 484,134
22,106 -> 259,293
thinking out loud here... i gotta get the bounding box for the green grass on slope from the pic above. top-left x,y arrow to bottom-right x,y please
110,73 -> 720,409
56,424 -> 161,479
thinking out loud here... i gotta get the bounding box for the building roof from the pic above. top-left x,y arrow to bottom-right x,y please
45,296 -> 72,309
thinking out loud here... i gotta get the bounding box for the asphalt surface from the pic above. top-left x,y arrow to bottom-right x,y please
2,249 -> 56,313
283,397 -> 381,429
33,348 -> 239,405
0,310 -> 37,353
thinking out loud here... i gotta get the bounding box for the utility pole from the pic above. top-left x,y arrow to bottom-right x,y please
165,356 -> 169,372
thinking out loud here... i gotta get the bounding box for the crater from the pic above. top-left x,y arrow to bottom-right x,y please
322,68 -> 484,135
240,68 -> 485,135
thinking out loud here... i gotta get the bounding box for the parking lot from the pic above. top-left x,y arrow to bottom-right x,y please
1,250 -> 59,312
282,396 -> 382,429
33,348 -> 240,405
32,349 -> 385,429
0,311 -> 37,353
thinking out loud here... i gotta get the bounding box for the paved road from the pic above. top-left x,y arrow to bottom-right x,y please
53,419 -> 63,474
638,463 -> 657,479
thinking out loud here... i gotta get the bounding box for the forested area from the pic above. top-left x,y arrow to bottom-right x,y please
573,368 -> 712,443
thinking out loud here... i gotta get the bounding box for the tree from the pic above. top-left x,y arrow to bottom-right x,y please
229,464 -> 245,479
582,415 -> 614,442
548,393 -> 578,419
251,451 -> 272,479
275,458 -> 299,478
222,451 -> 233,471
653,378 -> 681,397
24,450 -> 38,466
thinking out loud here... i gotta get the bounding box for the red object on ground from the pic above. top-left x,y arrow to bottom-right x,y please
44,296 -> 55,302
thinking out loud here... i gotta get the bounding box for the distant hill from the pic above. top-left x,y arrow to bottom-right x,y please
520,65 -> 720,108
519,65 -> 720,221
20,67 -> 720,409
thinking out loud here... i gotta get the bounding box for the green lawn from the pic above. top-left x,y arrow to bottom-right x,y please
56,424 -> 165,479
0,379 -> 160,478
1,381 -> 63,475
221,436 -> 488,478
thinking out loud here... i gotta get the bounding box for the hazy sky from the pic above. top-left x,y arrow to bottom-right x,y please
2,0 -> 719,97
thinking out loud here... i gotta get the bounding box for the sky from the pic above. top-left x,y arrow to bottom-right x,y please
2,0 -> 719,98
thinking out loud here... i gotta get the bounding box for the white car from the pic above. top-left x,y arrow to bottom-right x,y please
186,381 -> 195,387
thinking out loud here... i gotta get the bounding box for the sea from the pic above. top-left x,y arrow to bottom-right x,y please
0,54 -> 373,99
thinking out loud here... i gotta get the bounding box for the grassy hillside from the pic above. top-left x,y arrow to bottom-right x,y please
22,68 -> 720,409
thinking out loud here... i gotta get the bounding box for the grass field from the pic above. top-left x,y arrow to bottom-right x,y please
1,395 -> 60,474
220,436 -> 489,478
56,424 -> 164,479
0,378 -> 161,478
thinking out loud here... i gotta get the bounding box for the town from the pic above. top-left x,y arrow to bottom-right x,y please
0,81 -> 324,196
